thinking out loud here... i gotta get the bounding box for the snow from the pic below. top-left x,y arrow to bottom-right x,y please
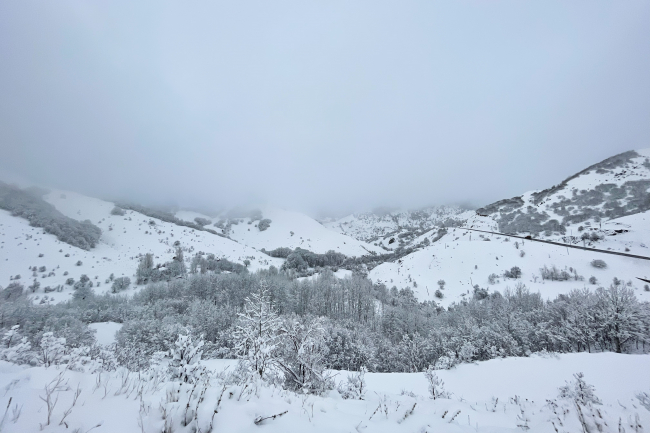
0,190 -> 284,302
226,206 -> 383,256
88,322 -> 122,346
369,221 -> 650,307
0,352 -> 647,432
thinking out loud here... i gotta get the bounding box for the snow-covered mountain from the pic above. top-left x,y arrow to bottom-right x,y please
2,148 -> 649,307
323,205 -> 467,250
183,207 -> 383,256
367,148 -> 650,306
475,148 -> 650,237
0,189 -> 284,302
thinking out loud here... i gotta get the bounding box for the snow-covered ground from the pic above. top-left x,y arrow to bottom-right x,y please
226,206 -> 383,256
369,219 -> 650,307
0,352 -> 647,432
0,190 -> 284,302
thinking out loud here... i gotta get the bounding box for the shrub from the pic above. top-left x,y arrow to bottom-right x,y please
589,276 -> 598,285
540,265 -> 572,281
434,290 -> 444,299
424,365 -> 450,399
194,217 -> 211,226
488,273 -> 499,284
76,260 -> 83,266
66,278 -> 74,285
473,285 -> 488,300
110,206 -> 126,216
2,282 -> 24,300
111,277 -> 131,293
504,266 -> 522,279
258,218 -> 272,231
590,259 -> 607,269
338,366 -> 367,400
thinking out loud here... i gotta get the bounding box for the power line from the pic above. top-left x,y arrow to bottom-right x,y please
463,227 -> 650,262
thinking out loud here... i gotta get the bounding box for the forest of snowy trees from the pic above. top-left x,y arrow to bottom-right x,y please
1,262 -> 648,381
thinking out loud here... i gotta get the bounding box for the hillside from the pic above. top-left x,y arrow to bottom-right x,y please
0,189 -> 284,302
323,205 -> 467,250
206,207 -> 384,256
476,149 -> 650,237
368,148 -> 650,306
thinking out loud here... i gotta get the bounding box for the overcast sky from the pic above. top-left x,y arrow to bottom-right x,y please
1,1 -> 649,215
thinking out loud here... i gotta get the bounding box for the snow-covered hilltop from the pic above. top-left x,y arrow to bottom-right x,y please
367,148 -> 650,306
215,206 -> 383,256
323,205 -> 467,250
475,148 -> 650,237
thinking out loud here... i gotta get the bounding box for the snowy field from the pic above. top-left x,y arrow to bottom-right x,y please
0,352 -> 647,432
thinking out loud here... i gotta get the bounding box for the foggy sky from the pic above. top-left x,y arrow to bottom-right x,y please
1,1 -> 649,215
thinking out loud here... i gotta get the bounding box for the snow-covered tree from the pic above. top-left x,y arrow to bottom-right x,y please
595,281 -> 645,353
39,332 -> 67,367
0,325 -> 33,364
232,281 -> 282,381
424,365 -> 450,399
277,316 -> 332,394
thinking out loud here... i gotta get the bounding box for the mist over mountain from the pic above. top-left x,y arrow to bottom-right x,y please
1,2 -> 650,433
2,1 -> 650,214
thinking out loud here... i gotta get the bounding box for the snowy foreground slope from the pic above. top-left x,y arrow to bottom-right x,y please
0,352 -> 648,433
0,190 -> 284,301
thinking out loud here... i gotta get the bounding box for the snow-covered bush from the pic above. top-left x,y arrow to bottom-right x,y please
258,218 -> 272,231
110,206 -> 125,216
423,365 -> 450,399
38,332 -> 67,367
503,266 -> 521,279
558,372 -> 603,432
0,325 -> 34,364
338,366 -> 367,400
168,333 -> 205,383
111,276 -> 131,293
590,259 -> 607,269
277,316 -> 333,394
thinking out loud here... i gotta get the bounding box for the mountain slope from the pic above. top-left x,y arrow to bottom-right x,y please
368,148 -> 650,306
0,189 -> 283,302
476,149 -> 650,237
222,207 -> 383,256
323,205 -> 467,250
